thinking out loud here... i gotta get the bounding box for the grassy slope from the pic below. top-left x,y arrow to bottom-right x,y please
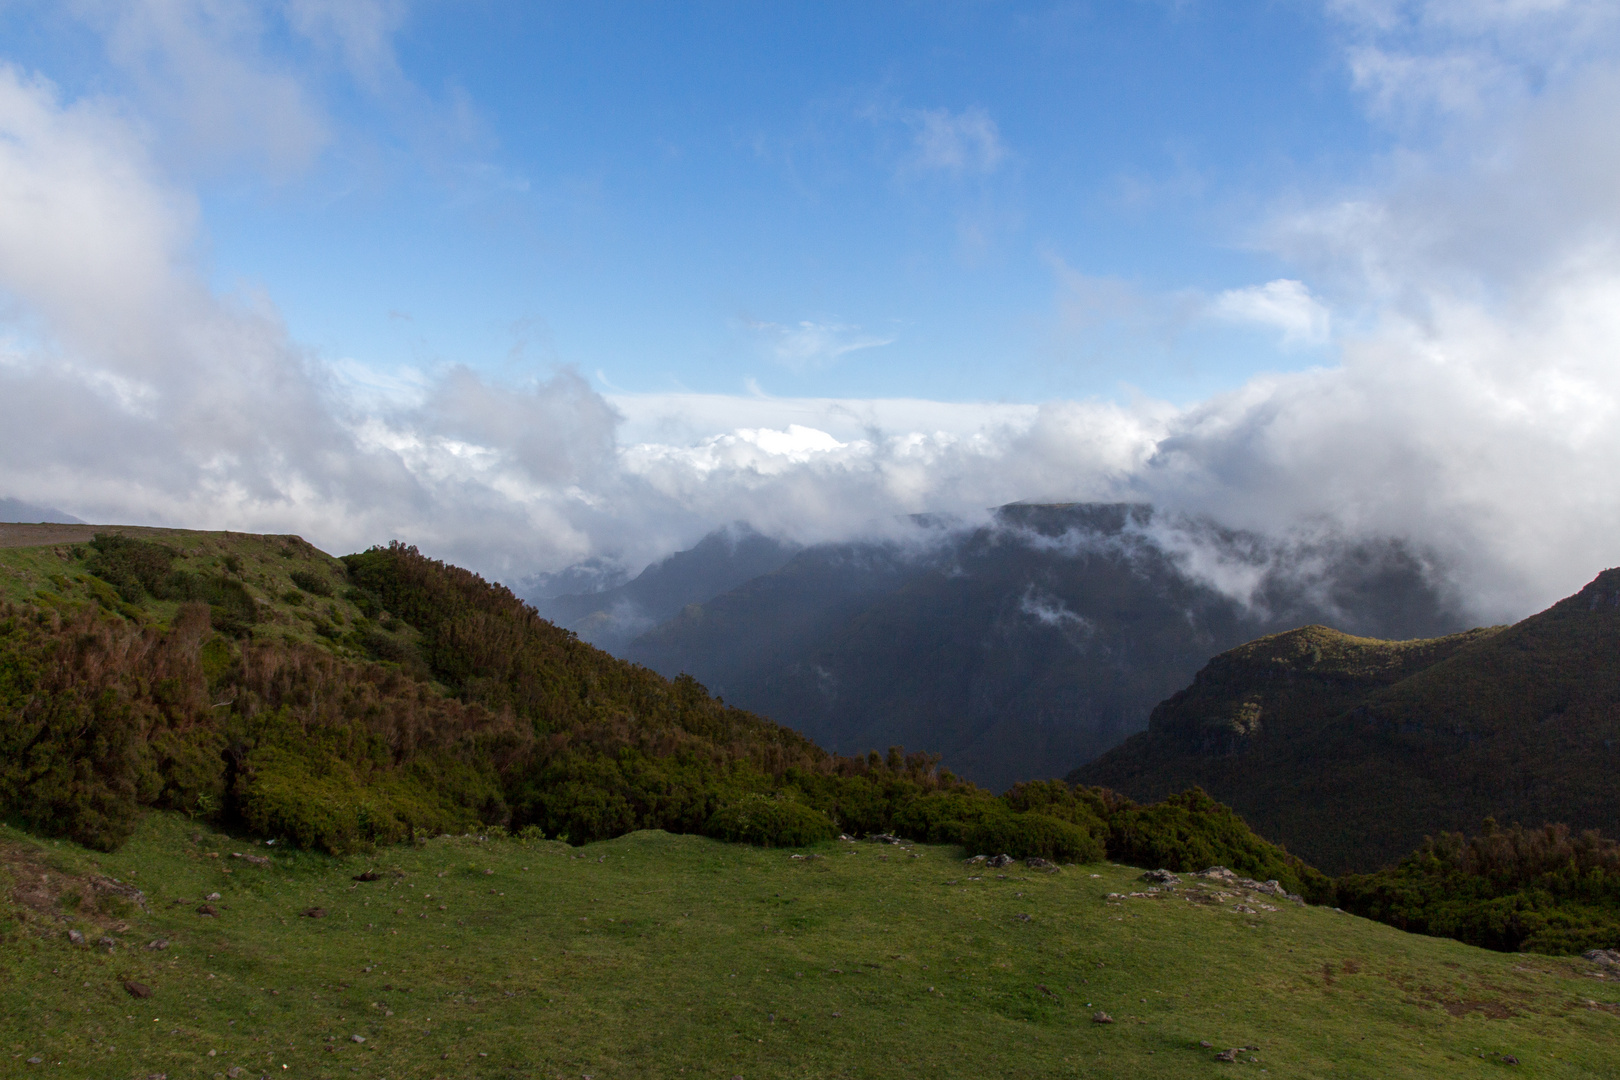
0,527 -> 399,658
1072,568 -> 1620,875
4,813 -> 1619,1080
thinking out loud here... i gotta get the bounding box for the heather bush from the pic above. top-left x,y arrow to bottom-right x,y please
964,810 -> 1104,863
707,793 -> 837,847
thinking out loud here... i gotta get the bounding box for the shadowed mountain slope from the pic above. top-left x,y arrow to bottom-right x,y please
529,525 -> 798,654
626,503 -> 1469,792
1074,569 -> 1620,873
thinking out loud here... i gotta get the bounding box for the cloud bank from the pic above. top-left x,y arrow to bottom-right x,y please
2,1 -> 1619,626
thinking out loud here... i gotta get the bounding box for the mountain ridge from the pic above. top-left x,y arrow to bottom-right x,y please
1073,568 -> 1620,873
623,503 -> 1471,790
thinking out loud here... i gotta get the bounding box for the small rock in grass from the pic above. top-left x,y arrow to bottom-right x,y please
1026,857 -> 1057,870
1585,949 -> 1620,967
206,892 -> 221,901
26,1056 -> 42,1064
1200,1040 -> 1213,1048
146,939 -> 169,950
300,907 -> 327,919
1140,869 -> 1181,886
353,870 -> 381,882
1503,1055 -> 1520,1065
986,854 -> 1014,868
66,929 -> 85,945
350,1034 -> 365,1044
1215,1048 -> 1240,1062
196,904 -> 217,916
1092,1011 -> 1114,1024
124,981 -> 153,999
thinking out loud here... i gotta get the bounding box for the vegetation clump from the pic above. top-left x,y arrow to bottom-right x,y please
1337,820 -> 1620,954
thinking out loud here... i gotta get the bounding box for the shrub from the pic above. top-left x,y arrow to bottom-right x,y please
290,570 -> 333,597
1106,788 -> 1330,900
707,794 -> 837,848
1336,823 -> 1620,953
891,792 -> 1001,844
84,534 -> 175,603
965,810 -> 1105,863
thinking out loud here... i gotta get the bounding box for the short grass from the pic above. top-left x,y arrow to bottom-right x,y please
3,813 -> 1618,1080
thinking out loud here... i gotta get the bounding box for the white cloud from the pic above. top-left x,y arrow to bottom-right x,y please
1328,0 -> 1620,119
69,0 -> 334,175
1209,280 -> 1332,347
746,319 -> 895,372
8,2 -> 1620,632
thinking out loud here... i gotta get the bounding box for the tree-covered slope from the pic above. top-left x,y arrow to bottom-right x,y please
1073,569 -> 1620,874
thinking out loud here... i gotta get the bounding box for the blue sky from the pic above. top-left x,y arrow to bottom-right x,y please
7,1 -> 1365,403
3,1 -> 1620,620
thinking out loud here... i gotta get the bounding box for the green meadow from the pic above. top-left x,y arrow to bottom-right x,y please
4,813 -> 1618,1080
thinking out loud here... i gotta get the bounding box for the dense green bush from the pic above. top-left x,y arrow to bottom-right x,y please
1336,822 -> 1620,953
1106,788 -> 1332,901
964,810 -> 1105,862
234,738 -> 481,855
890,791 -> 1002,844
707,793 -> 837,848
289,569 -> 334,597
83,534 -> 258,634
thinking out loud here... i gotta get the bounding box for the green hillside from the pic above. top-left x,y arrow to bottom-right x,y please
0,527 -> 1328,895
4,812 -> 1619,1080
1072,569 -> 1620,876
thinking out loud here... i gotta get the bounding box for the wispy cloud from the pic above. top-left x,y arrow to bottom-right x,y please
907,105 -> 1006,174
746,319 -> 896,372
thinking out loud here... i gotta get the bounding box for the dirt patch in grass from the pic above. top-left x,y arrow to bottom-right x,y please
1,839 -> 148,934
1441,998 -> 1517,1019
